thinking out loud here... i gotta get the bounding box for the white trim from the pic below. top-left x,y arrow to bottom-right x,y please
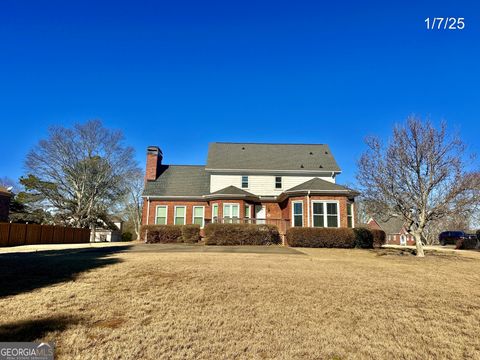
311,200 -> 340,228
347,202 -> 355,228
192,206 -> 205,228
241,175 -> 249,189
275,176 -> 283,190
245,204 -> 252,218
223,203 -> 240,219
155,205 -> 168,225
146,197 -> 150,225
174,206 -> 186,225
291,200 -> 304,227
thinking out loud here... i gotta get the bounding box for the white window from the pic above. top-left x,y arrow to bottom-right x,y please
292,201 -> 303,227
311,201 -> 339,228
275,176 -> 282,189
155,206 -> 167,225
241,176 -> 248,188
223,203 -> 240,223
193,206 -> 205,227
212,204 -> 218,223
174,206 -> 186,225
245,204 -> 252,219
347,203 -> 354,228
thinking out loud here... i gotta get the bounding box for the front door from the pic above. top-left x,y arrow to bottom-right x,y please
255,205 -> 266,224
400,235 -> 407,246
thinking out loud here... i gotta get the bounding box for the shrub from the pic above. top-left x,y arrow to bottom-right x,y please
204,223 -> 281,246
370,229 -> 387,248
456,236 -> 479,250
181,224 -> 201,243
141,225 -> 183,243
286,228 -> 356,248
121,232 -> 133,242
353,228 -> 373,249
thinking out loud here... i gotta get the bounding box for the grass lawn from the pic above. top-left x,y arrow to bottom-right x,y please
0,245 -> 479,359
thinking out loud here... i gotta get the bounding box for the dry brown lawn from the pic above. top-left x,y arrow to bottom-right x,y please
1,246 -> 480,359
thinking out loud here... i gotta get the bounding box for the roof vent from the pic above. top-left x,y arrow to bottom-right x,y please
325,151 -> 328,154
242,147 -> 245,150
300,164 -> 304,168
319,165 -> 323,168
309,152 -> 313,155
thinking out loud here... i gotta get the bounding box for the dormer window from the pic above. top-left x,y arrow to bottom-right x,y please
241,176 -> 249,188
275,176 -> 282,189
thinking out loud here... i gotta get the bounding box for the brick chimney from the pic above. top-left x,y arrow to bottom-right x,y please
145,146 -> 163,181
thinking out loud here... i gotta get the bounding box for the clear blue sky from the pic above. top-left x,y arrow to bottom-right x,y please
1,0 -> 479,186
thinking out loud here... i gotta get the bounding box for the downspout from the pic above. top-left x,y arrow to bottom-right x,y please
307,191 -> 311,227
146,196 -> 150,225
144,196 -> 151,243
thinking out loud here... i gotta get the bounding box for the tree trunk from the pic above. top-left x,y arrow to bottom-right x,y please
414,232 -> 425,257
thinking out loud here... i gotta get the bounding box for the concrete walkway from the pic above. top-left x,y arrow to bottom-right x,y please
0,242 -> 131,254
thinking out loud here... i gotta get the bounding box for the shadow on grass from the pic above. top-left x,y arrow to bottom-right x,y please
0,315 -> 81,341
0,246 -> 131,298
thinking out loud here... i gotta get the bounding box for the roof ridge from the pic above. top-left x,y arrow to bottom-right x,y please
211,142 -> 327,146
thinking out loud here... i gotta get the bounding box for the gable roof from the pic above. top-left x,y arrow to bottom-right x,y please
209,186 -> 256,196
143,165 -> 210,197
206,142 -> 341,172
205,185 -> 258,200
285,177 -> 354,193
371,216 -> 405,234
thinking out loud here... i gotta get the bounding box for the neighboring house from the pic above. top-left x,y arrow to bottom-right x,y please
91,216 -> 123,242
142,142 -> 358,235
0,186 -> 11,222
367,216 -> 415,245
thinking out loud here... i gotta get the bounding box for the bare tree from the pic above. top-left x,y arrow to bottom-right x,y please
357,116 -> 480,257
121,170 -> 144,239
23,120 -> 141,229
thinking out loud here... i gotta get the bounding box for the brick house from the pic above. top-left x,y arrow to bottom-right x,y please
367,216 -> 415,245
0,186 -> 11,222
142,143 -> 358,236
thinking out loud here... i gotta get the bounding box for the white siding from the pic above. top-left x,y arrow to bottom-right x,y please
210,174 -> 335,196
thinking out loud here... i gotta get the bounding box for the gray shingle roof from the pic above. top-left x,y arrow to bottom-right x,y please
285,177 -> 353,193
206,142 -> 341,172
143,165 -> 210,197
373,216 -> 405,235
209,186 -> 256,196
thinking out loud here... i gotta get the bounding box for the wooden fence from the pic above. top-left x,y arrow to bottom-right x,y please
0,223 -> 90,247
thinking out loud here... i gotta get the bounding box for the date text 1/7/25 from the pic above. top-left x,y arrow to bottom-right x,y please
425,17 -> 465,30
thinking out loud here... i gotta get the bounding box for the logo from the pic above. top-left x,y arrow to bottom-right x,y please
0,342 -> 55,360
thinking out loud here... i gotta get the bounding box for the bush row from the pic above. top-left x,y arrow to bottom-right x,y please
204,223 -> 281,245
140,225 -> 201,244
286,227 -> 386,249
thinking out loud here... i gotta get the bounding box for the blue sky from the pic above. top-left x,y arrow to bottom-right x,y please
1,0 -> 479,186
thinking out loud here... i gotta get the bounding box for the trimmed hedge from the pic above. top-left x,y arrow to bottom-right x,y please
286,227 -> 387,249
287,228 -> 356,248
182,224 -> 201,243
370,229 -> 387,248
353,228 -> 373,248
204,223 -> 281,246
141,225 -> 201,244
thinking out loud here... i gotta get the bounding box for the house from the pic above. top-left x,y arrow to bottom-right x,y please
142,143 -> 358,236
91,216 -> 124,242
0,186 -> 11,222
367,215 -> 415,245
